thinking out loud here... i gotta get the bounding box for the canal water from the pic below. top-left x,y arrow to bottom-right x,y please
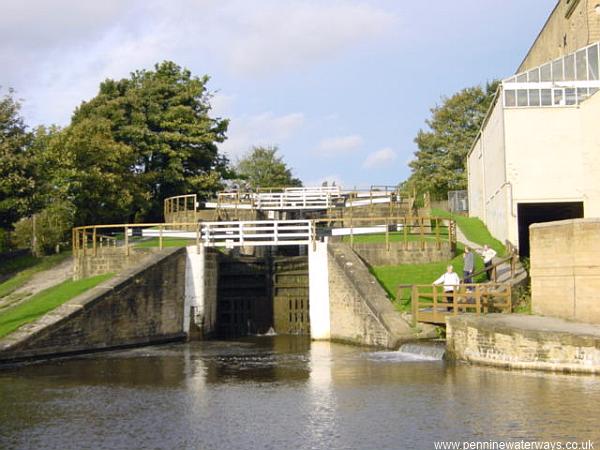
1,336 -> 599,449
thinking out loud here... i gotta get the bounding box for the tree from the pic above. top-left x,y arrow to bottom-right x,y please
237,146 -> 302,189
69,61 -> 230,222
407,81 -> 499,198
46,119 -> 142,226
13,199 -> 75,255
0,89 -> 34,229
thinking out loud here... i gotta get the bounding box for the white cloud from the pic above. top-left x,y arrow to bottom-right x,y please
362,147 -> 397,169
316,135 -> 363,156
0,0 -> 398,125
19,23 -> 179,125
220,111 -> 305,159
216,1 -> 398,75
210,93 -> 236,118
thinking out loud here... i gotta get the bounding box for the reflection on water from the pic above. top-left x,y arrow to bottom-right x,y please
1,336 -> 599,450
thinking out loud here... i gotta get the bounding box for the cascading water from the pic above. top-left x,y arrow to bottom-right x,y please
397,341 -> 446,360
366,341 -> 446,362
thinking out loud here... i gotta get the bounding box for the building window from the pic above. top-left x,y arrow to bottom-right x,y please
504,90 -> 516,107
576,49 -> 587,80
588,45 -> 599,80
552,59 -> 564,81
517,90 -> 528,107
528,89 -> 541,106
541,89 -> 552,106
502,42 -> 600,108
564,54 -> 576,80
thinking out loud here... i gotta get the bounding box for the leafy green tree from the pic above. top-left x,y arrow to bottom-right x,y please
48,119 -> 142,226
407,81 -> 498,198
70,61 -> 230,222
13,200 -> 75,255
237,146 -> 302,189
0,96 -> 74,254
0,89 -> 34,228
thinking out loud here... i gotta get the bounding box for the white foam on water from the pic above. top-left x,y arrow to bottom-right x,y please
366,351 -> 440,362
365,342 -> 446,362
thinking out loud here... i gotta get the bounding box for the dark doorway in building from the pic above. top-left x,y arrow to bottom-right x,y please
517,202 -> 584,257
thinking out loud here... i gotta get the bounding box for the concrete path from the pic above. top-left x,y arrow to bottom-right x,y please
0,257 -> 74,311
479,313 -> 600,337
455,227 -> 481,251
455,227 -> 527,285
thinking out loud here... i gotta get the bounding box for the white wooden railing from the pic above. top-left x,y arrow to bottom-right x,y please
195,185 -> 405,211
282,186 -> 342,195
255,192 -> 335,210
214,187 -> 344,210
200,220 -> 312,247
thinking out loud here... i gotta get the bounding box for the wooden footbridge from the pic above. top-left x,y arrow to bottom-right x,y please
408,283 -> 512,326
163,185 -> 410,222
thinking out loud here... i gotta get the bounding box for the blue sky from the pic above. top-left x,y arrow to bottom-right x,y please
1,0 -> 556,188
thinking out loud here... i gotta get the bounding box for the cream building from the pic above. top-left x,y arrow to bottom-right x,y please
467,1 -> 600,257
518,0 -> 600,72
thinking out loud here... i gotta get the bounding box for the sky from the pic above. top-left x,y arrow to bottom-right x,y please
1,0 -> 556,188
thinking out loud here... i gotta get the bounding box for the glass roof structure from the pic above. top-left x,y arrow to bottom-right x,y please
502,42 -> 600,108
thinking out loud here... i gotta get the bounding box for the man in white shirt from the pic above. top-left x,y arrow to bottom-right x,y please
433,265 -> 461,311
479,245 -> 497,280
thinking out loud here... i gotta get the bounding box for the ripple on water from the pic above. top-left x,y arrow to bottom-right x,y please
1,336 -> 600,450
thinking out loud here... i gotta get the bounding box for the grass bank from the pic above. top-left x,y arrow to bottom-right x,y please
134,237 -> 196,248
0,272 -> 114,339
371,243 -> 486,311
431,208 -> 505,255
0,252 -> 71,300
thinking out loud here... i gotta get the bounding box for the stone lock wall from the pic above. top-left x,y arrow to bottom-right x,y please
0,248 -> 187,363
446,314 -> 600,374
350,241 -> 453,267
530,218 -> 600,324
74,247 -> 162,280
327,244 -> 418,348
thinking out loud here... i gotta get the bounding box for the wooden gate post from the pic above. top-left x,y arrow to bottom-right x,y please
411,285 -> 418,326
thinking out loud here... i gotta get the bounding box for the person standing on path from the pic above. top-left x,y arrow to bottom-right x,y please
433,265 -> 461,311
479,245 -> 497,280
463,247 -> 474,284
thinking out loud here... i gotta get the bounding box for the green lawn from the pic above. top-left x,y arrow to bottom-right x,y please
134,237 -> 196,248
431,208 -> 505,255
0,252 -> 71,300
0,273 -> 114,339
342,231 -> 449,244
371,243 -> 487,311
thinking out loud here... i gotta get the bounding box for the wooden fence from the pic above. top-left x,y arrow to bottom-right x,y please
408,283 -> 512,325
